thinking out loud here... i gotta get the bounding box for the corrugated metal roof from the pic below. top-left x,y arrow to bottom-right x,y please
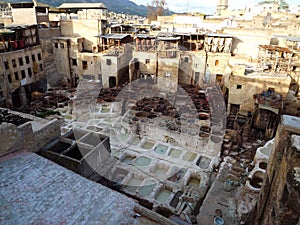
135,34 -> 155,39
157,36 -> 181,41
58,3 -> 107,9
97,33 -> 131,40
285,36 -> 300,42
273,35 -> 300,42
259,44 -> 294,53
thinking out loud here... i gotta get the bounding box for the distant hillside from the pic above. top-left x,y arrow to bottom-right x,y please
1,0 -> 175,17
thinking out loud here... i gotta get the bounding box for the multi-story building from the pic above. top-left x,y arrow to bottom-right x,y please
52,34 -> 133,88
0,24 -> 46,109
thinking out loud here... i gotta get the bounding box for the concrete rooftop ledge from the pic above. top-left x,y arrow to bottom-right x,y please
0,152 -> 140,224
282,115 -> 300,134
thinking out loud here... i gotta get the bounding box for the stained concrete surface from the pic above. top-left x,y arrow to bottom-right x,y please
0,152 -> 147,225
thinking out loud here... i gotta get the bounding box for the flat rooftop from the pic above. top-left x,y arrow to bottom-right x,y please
0,152 -> 140,224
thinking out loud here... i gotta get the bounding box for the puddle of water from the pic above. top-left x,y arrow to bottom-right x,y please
133,156 -> 151,167
138,183 -> 155,197
169,149 -> 182,158
188,177 -> 200,188
155,188 -> 171,202
141,141 -> 155,149
125,177 -> 143,193
154,144 -> 168,154
183,152 -> 197,162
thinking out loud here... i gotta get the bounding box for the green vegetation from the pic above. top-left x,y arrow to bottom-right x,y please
37,110 -> 61,118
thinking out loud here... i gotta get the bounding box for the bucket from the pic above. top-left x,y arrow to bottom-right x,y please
214,216 -> 224,225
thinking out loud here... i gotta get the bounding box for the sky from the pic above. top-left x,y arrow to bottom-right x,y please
131,0 -> 300,14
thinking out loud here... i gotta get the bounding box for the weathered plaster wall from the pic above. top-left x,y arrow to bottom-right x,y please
132,51 -> 157,75
157,57 -> 179,93
60,19 -> 101,52
255,115 -> 300,225
225,74 -> 291,113
11,8 -> 36,25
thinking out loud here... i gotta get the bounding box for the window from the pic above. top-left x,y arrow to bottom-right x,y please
165,71 -> 171,77
18,57 -> 23,66
215,59 -> 219,66
25,56 -> 30,64
145,59 -> 150,64
39,64 -> 43,72
4,61 -> 9,69
21,70 -> 26,79
28,68 -> 32,77
237,85 -> 242,89
60,43 -> 64,49
37,53 -> 42,61
32,54 -> 35,62
12,59 -> 16,68
54,43 -> 58,48
7,74 -> 12,83
184,57 -> 189,63
106,59 -> 111,65
82,61 -> 88,70
14,72 -> 19,80
72,58 -> 77,66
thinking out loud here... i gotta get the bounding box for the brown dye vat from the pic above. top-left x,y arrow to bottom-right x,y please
250,171 -> 264,189
198,112 -> 210,120
136,111 -> 149,118
199,132 -> 210,138
142,106 -> 153,112
148,114 -> 157,119
200,126 -> 211,133
259,162 -> 268,170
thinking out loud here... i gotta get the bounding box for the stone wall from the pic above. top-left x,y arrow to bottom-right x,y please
0,108 -> 61,156
225,74 -> 291,113
255,115 -> 300,225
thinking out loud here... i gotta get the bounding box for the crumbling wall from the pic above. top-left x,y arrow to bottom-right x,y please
226,74 -> 291,113
132,51 -> 157,75
255,116 -> 300,225
157,58 -> 179,93
33,119 -> 61,152
0,122 -> 24,155
0,108 -> 61,155
207,52 -> 231,75
60,20 -> 100,52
